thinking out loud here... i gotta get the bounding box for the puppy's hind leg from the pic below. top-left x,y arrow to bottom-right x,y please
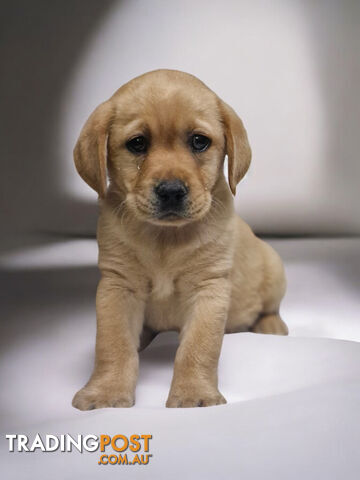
251,313 -> 288,335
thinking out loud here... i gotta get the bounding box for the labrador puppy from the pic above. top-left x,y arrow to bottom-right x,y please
72,69 -> 288,410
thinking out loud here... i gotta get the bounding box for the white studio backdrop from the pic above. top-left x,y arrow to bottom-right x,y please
1,0 -> 359,244
59,0 -> 360,235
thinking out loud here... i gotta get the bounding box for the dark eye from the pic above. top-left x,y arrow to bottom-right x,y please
190,134 -> 211,152
126,135 -> 148,154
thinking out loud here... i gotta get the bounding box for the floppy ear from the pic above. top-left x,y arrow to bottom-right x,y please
73,101 -> 114,198
219,100 -> 252,196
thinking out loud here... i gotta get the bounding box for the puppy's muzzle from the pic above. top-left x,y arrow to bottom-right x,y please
154,179 -> 188,218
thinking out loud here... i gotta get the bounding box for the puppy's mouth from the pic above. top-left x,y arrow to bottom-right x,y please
151,209 -> 190,226
157,210 -> 186,220
127,187 -> 212,227
128,196 -> 190,226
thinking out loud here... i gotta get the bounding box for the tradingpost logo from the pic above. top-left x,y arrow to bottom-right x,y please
5,434 -> 153,466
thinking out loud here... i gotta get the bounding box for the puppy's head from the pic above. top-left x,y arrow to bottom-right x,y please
74,70 -> 251,226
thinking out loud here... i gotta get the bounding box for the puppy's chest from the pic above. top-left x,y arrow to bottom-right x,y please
150,269 -> 175,300
145,264 -> 182,331
137,248 -> 183,301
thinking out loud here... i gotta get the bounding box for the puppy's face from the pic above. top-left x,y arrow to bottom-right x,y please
74,70 -> 251,227
109,81 -> 225,226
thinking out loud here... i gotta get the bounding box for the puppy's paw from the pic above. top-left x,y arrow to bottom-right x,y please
72,386 -> 134,411
166,388 -> 226,408
251,314 -> 288,335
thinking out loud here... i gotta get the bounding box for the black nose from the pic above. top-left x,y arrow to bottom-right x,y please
155,180 -> 188,210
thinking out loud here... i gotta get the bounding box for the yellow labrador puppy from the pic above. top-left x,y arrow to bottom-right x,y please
72,70 -> 287,410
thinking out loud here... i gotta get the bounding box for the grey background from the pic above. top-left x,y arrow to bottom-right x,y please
1,0 -> 360,256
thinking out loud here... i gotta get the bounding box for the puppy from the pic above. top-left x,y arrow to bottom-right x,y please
72,69 -> 288,410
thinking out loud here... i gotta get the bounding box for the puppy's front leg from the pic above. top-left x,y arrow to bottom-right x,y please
166,278 -> 230,408
72,275 -> 144,410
